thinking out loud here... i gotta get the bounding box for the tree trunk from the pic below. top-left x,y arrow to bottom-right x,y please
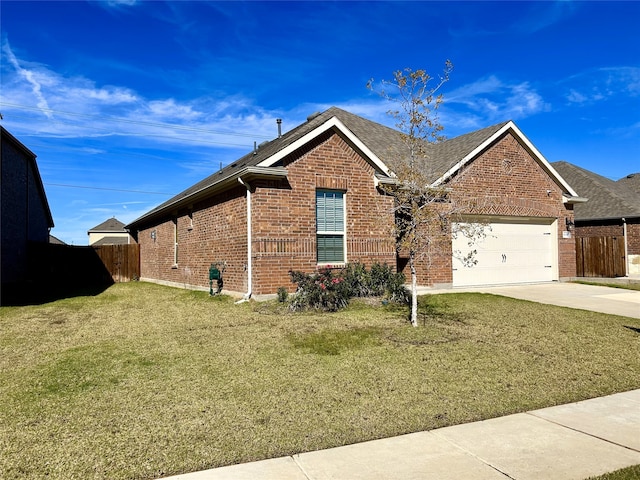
410,254 -> 418,327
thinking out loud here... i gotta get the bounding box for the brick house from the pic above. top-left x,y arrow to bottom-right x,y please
127,107 -> 582,297
1,126 -> 54,294
553,161 -> 640,275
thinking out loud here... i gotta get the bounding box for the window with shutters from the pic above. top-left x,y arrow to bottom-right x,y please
316,190 -> 346,264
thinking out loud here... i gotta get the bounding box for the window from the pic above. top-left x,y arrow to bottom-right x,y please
316,190 -> 345,264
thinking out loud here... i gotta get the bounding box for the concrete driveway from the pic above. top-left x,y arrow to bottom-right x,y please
451,282 -> 640,319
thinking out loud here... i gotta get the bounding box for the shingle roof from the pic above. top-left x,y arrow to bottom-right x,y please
126,107 -> 520,229
552,161 -> 640,220
92,236 -> 130,246
617,172 -> 640,195
89,217 -> 126,232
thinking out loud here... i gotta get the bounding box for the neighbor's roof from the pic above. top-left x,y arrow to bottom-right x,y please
92,236 -> 130,246
127,107 -> 577,229
88,217 -> 127,233
49,234 -> 66,245
552,161 -> 640,221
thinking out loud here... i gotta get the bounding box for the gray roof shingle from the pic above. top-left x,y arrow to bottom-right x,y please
127,107 -> 514,228
92,236 -> 130,246
89,217 -> 126,232
617,172 -> 640,195
552,161 -> 640,220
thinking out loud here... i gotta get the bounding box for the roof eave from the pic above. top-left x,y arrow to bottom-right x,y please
563,195 -> 588,204
126,166 -> 288,230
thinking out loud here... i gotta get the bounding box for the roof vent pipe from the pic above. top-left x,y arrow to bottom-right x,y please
277,118 -> 282,138
253,141 -> 257,155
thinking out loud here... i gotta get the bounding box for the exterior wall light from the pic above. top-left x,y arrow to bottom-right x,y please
565,218 -> 575,231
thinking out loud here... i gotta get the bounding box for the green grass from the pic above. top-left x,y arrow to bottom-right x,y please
587,465 -> 640,480
2,282 -> 640,479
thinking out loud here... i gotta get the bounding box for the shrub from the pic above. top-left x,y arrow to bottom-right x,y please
289,267 -> 350,312
342,262 -> 371,297
289,263 -> 410,312
277,287 -> 288,303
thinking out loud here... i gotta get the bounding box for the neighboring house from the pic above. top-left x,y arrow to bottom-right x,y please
1,126 -> 55,289
127,107 -> 583,297
553,161 -> 640,275
88,217 -> 132,246
49,234 -> 66,245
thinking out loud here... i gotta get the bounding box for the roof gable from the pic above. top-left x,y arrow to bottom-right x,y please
431,121 -> 579,197
128,107 -> 581,229
89,217 -> 126,232
256,115 -> 393,176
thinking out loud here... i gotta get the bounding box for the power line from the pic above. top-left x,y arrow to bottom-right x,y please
45,183 -> 175,196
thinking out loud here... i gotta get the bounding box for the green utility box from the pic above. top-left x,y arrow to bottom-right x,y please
209,263 -> 224,295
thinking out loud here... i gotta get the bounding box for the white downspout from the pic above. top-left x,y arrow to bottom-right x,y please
623,217 -> 629,277
237,177 -> 252,302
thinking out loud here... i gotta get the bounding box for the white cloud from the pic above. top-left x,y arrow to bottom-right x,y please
445,76 -> 549,124
0,46 -> 278,150
2,40 -> 53,119
564,66 -> 640,105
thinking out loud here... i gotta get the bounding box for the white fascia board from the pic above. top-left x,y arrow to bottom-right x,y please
563,195 -> 588,204
431,121 -> 580,197
256,116 -> 395,177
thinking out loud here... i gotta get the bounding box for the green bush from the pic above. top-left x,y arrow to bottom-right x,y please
277,287 -> 288,303
289,263 -> 409,312
289,267 -> 350,312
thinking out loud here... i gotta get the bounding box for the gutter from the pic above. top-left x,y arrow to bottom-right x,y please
623,217 -> 629,277
562,195 -> 588,204
236,176 -> 253,303
126,166 -> 287,230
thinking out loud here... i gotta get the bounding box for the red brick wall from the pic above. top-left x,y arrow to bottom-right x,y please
403,132 -> 576,285
136,186 -> 249,293
628,220 -> 640,256
575,223 -> 623,238
136,131 -> 396,295
251,131 -> 396,293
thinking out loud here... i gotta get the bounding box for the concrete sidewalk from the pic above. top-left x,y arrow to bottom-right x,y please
160,390 -> 640,480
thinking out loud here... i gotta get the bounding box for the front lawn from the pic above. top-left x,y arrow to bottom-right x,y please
1,282 -> 639,479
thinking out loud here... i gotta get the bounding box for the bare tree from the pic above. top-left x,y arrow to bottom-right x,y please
369,63 -> 479,327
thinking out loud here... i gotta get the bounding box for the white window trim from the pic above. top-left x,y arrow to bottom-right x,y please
172,218 -> 178,268
316,190 -> 347,266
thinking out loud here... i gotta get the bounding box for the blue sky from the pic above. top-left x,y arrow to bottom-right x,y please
1,1 -> 639,245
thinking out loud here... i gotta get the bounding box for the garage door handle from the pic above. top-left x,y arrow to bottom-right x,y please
501,254 -> 507,263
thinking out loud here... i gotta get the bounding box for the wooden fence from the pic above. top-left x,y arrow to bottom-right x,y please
92,244 -> 140,283
575,236 -> 625,277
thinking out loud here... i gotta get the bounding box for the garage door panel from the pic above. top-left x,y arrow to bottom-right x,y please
452,219 -> 555,287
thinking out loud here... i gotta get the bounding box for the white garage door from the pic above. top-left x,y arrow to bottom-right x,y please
452,218 -> 557,287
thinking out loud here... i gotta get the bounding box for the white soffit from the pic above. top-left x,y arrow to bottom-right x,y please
432,121 -> 579,197
256,116 -> 394,177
